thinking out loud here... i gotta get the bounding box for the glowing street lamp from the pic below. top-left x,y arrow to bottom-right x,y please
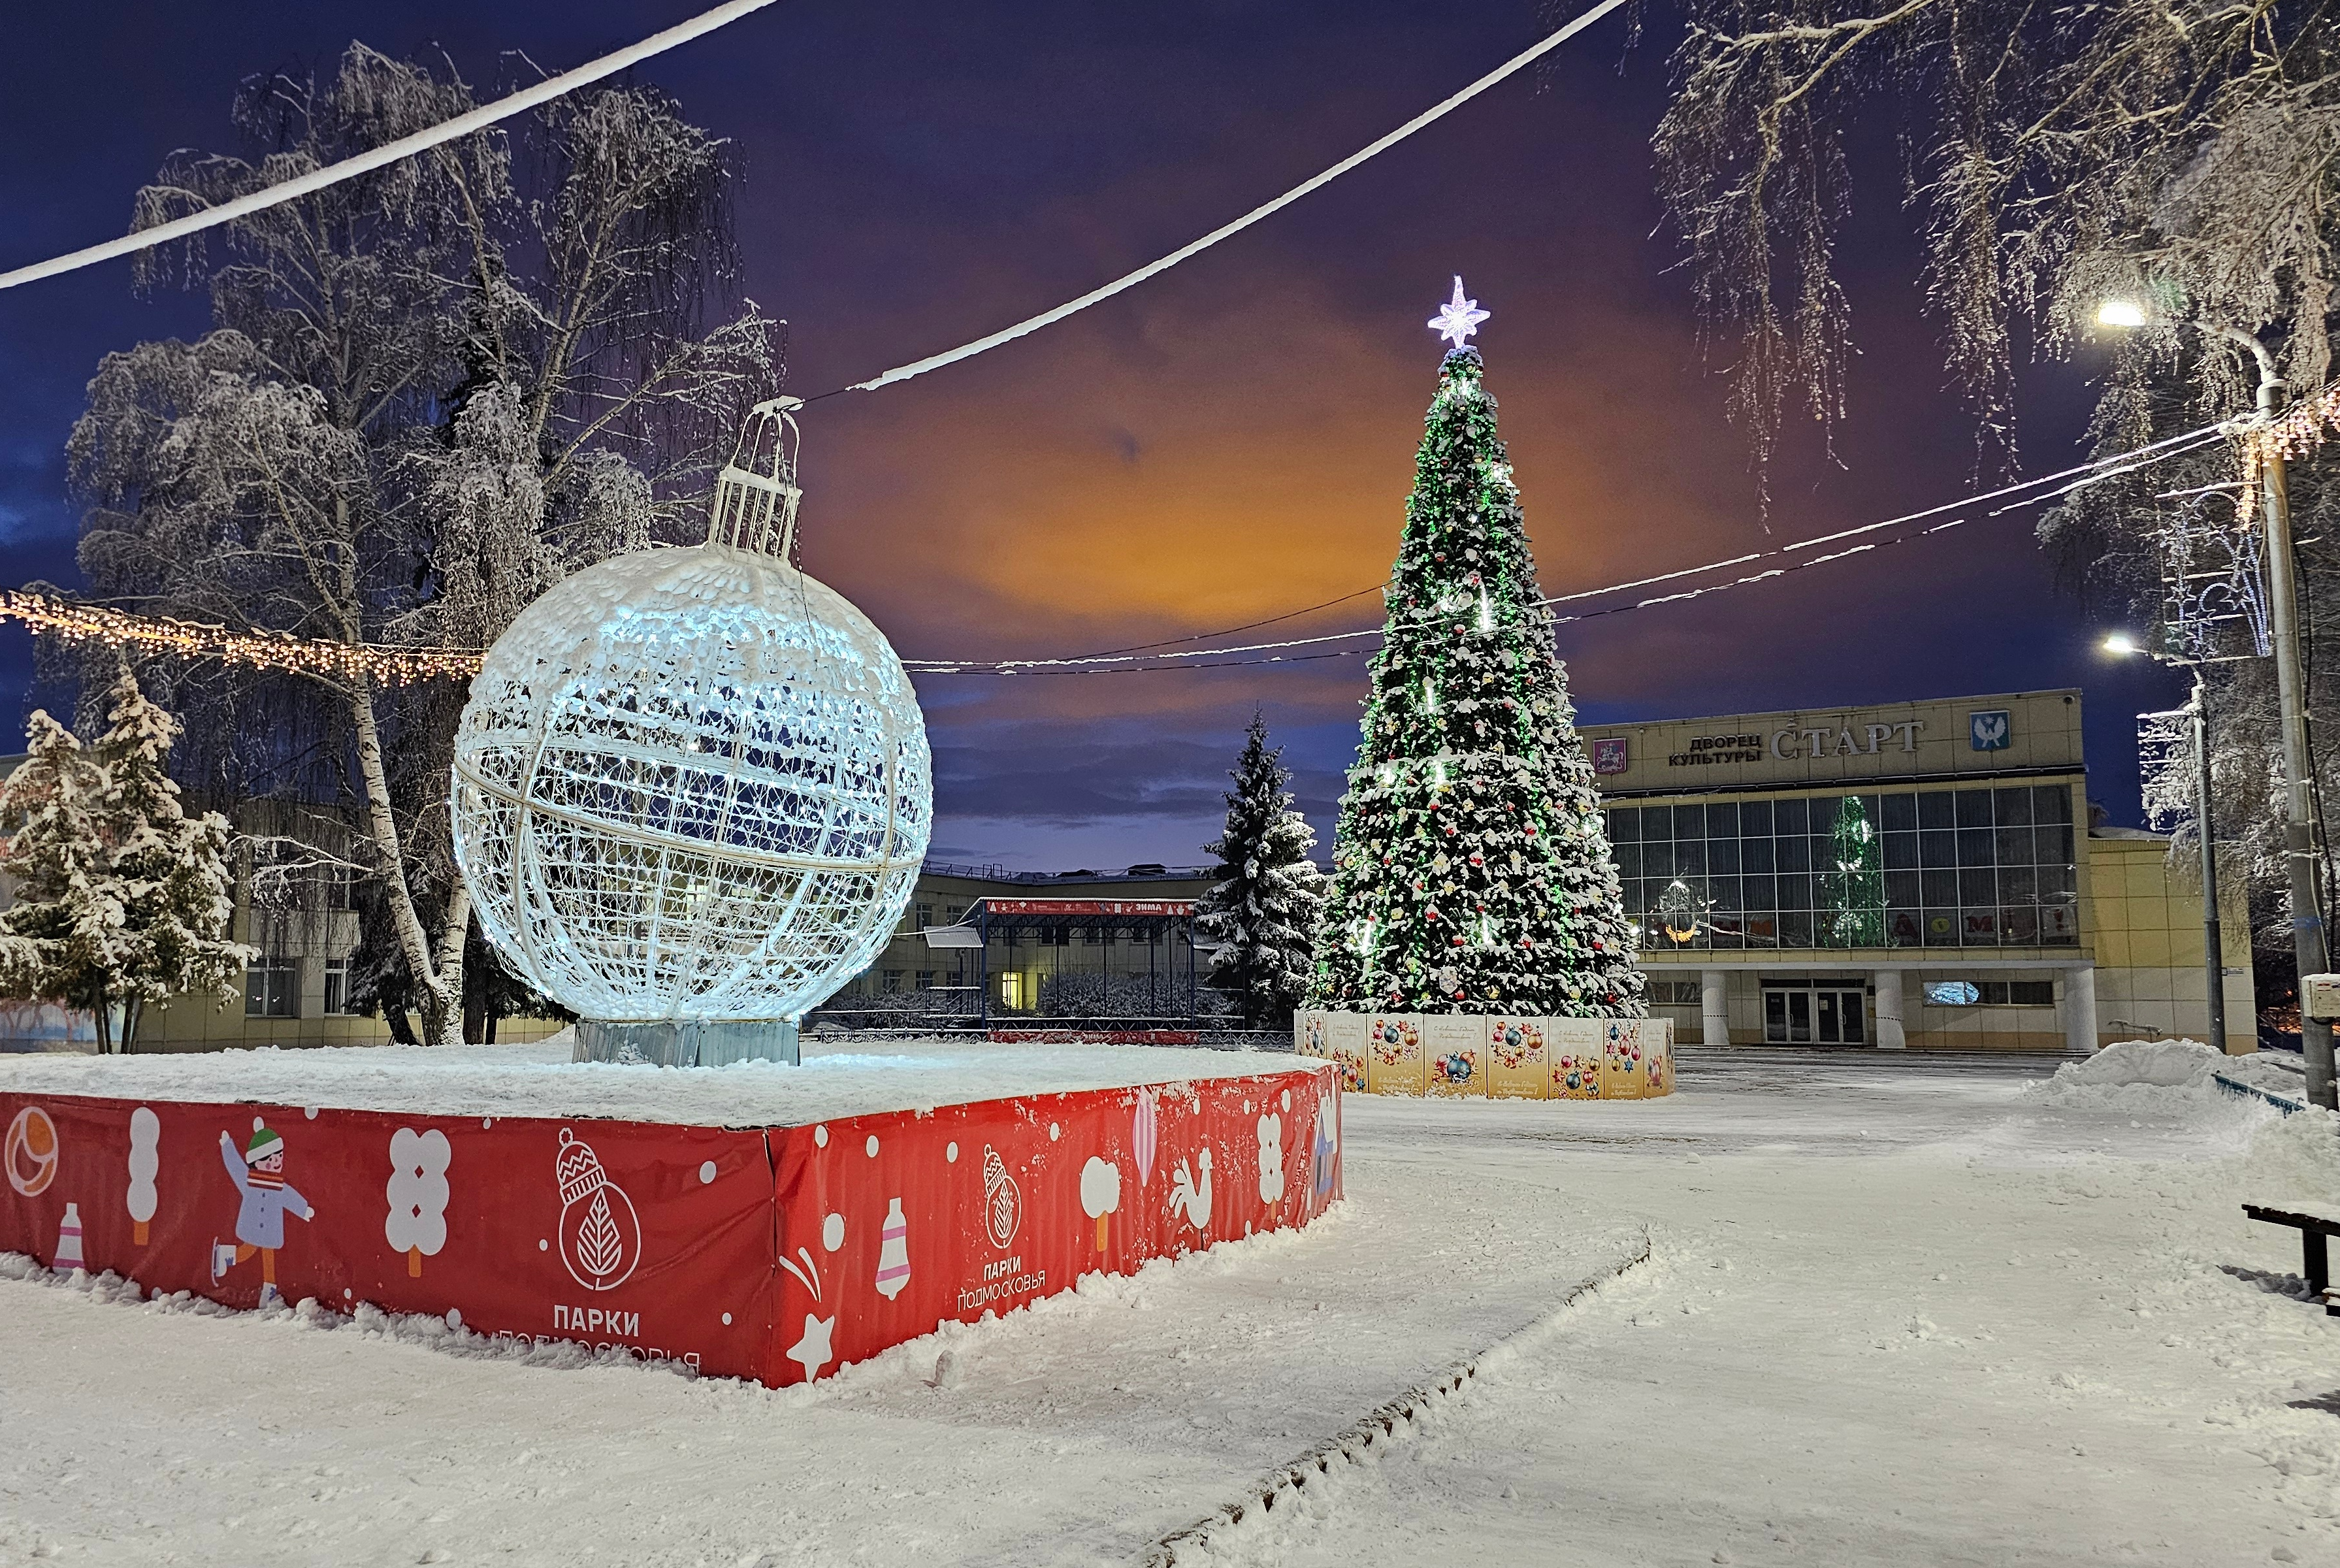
2094,298 -> 2336,1100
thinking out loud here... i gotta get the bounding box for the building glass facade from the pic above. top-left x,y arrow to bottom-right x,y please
1607,783 -> 2079,953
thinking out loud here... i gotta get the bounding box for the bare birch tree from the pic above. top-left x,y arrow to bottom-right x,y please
67,45 -> 781,1047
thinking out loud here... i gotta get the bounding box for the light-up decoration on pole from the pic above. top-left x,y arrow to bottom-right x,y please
1427,275 -> 1490,349
449,399 -> 932,1066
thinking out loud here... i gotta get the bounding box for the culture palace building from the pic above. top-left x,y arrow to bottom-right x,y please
1582,689 -> 2255,1053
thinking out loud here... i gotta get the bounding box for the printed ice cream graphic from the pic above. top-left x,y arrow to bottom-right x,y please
214,1119 -> 314,1305
126,1107 -> 159,1245
1132,1090 -> 1158,1187
875,1197 -> 911,1300
5,1105 -> 58,1197
1256,1115 -> 1284,1207
384,1127 -> 452,1277
555,1128 -> 640,1292
54,1201 -> 84,1271
1079,1157 -> 1121,1250
1165,1146 -> 1214,1237
777,1244 -> 835,1380
981,1145 -> 1021,1249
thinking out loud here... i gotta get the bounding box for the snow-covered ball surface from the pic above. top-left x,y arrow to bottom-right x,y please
451,542 -> 930,1024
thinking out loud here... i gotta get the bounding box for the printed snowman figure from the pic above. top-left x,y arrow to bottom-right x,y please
213,1119 -> 315,1305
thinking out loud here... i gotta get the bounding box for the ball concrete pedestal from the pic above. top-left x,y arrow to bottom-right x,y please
574,1018 -> 800,1068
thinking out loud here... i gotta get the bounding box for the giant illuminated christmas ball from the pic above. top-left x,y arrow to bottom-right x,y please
450,402 -> 929,1053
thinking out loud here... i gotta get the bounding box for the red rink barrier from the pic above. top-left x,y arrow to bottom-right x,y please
0,1064 -> 1339,1386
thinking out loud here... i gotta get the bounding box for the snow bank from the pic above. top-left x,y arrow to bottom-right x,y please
2058,1037 -> 2223,1089
0,1034 -> 1303,1125
0,1252 -> 696,1379
2029,1038 -> 2227,1114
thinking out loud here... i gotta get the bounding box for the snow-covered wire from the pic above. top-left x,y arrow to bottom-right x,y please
898,420 -> 2231,674
0,0 -> 786,293
832,0 -> 1633,395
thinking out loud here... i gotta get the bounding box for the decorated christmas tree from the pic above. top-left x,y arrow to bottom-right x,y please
1196,711 -> 1327,1028
1308,283 -> 1644,1017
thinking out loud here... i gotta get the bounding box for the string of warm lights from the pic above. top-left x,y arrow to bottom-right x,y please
2236,380 -> 2340,522
0,591 -> 482,685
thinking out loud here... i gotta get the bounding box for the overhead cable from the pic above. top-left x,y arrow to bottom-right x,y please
0,0 -> 787,293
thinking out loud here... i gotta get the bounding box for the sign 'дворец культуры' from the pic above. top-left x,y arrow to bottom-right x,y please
1669,721 -> 1926,767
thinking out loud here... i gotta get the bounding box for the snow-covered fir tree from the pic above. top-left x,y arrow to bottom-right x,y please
0,711 -> 120,1039
1196,711 -> 1327,1028
1308,346 -> 1644,1017
89,670 -> 251,1051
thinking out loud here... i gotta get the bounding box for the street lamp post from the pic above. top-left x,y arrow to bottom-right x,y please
2098,302 -> 2335,1105
2105,634 -> 2228,1055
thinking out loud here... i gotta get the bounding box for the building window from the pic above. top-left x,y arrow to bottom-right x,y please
245,958 -> 298,1019
1001,972 -> 1025,1009
916,903 -> 933,930
322,863 -> 353,911
1606,783 -> 2078,953
883,969 -> 905,992
1646,980 -> 1702,1005
1926,979 -> 2055,1007
322,957 -> 355,1015
917,970 -> 934,988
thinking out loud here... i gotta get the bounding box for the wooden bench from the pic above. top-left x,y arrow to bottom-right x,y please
2243,1203 -> 2340,1316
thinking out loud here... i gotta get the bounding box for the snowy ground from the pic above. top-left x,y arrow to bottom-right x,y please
5,1043 -> 2339,1566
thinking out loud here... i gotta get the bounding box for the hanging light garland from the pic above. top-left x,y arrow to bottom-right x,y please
2237,381 -> 2340,523
0,589 -> 484,685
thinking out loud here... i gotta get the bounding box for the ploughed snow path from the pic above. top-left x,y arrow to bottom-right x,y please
5,1044 -> 2339,1567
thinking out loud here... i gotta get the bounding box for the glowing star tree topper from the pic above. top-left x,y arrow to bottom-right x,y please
1427,276 -> 1491,349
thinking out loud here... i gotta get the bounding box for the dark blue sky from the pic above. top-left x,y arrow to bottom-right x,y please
0,1 -> 2191,867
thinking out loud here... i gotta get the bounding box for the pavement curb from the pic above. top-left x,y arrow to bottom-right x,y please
1143,1229 -> 1654,1565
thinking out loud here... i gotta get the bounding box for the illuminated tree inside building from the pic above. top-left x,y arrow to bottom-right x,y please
1308,340 -> 1644,1017
1822,796 -> 1885,947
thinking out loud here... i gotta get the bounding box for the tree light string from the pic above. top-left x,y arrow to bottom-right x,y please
0,0 -> 789,293
0,418 -> 2228,683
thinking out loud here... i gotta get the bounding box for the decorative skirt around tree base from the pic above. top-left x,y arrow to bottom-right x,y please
1295,1009 -> 1674,1100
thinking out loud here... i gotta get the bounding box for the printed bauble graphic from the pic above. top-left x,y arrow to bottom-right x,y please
385,1126 -> 453,1277
5,1105 -> 58,1197
555,1128 -> 640,1292
1079,1157 -> 1121,1250
981,1145 -> 1020,1250
1131,1090 -> 1158,1187
1311,1094 -> 1339,1203
875,1196 -> 910,1300
126,1106 -> 159,1245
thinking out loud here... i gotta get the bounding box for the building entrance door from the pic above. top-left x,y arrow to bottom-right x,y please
1763,985 -> 1868,1045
